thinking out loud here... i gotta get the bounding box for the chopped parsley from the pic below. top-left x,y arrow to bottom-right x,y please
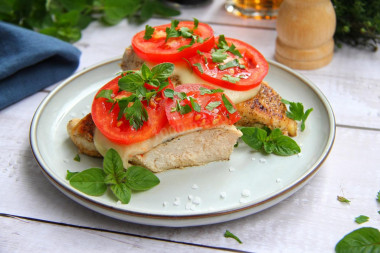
73,154 -> 81,162
224,230 -> 242,244
164,18 -> 203,51
206,101 -> 221,111
337,196 -> 351,203
282,99 -> 313,131
222,74 -> 240,83
193,63 -> 204,73
355,215 -> 369,224
143,25 -> 155,40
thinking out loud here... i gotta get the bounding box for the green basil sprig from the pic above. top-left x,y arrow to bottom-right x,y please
239,127 -> 301,156
335,227 -> 380,253
66,149 -> 159,204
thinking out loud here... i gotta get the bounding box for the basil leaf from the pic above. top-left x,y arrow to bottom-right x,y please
218,59 -> 240,70
111,183 -> 132,204
222,75 -> 240,83
118,73 -> 144,92
151,62 -> 174,81
141,63 -> 152,80
66,170 -> 79,180
377,190 -> 380,202
224,230 -> 242,244
222,94 -> 236,114
355,215 -> 370,224
270,135 -> 301,156
189,97 -> 201,112
143,24 -> 155,40
240,127 -> 267,150
335,227 -> 380,253
69,168 -> 107,196
125,166 -> 160,191
206,101 -> 221,111
103,148 -> 125,183
96,89 -> 113,101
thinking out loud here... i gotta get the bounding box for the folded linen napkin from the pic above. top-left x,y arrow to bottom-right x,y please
0,22 -> 81,110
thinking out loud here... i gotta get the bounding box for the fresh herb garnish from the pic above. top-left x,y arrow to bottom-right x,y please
335,227 -> 380,253
206,101 -> 221,111
376,190 -> 380,202
282,99 -> 313,131
97,63 -> 174,131
73,154 -> 81,162
212,49 -> 228,63
337,196 -> 351,203
144,25 -> 155,40
193,63 -> 204,73
355,215 -> 370,224
218,59 -> 241,71
239,127 -> 301,156
165,18 -> 203,51
67,149 -> 159,204
189,97 -> 201,112
222,75 -> 240,84
199,87 -> 224,95
222,94 -> 236,114
217,35 -> 243,58
224,230 -> 242,244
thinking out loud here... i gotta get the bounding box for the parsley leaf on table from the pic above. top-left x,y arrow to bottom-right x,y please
224,230 -> 242,244
337,196 -> 351,203
355,215 -> 369,224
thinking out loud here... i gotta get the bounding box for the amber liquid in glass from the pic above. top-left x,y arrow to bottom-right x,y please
225,0 -> 283,19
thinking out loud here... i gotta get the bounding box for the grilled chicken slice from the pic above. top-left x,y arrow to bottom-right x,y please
67,116 -> 241,172
67,113 -> 101,157
129,126 -> 241,172
235,82 -> 297,136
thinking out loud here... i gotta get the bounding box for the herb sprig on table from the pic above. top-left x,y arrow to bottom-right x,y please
0,0 -> 180,43
333,0 -> 380,51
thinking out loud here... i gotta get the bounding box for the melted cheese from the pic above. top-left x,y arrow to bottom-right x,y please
145,61 -> 260,104
94,125 -> 201,168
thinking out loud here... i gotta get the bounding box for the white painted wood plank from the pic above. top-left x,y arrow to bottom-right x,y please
0,216 -> 220,253
1,90 -> 379,253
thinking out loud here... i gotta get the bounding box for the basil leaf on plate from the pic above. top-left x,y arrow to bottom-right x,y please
69,168 -> 107,196
111,183 -> 132,204
125,166 -> 160,191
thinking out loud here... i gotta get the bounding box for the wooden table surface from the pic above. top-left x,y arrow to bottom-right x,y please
1,1 -> 379,252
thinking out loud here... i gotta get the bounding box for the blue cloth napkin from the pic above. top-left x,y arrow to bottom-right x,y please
0,22 -> 81,110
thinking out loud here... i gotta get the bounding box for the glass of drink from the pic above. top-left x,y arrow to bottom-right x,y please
225,0 -> 283,19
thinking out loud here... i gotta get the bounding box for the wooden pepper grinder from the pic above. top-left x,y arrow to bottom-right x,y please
275,0 -> 336,70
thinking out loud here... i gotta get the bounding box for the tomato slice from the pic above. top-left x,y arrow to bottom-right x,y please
188,37 -> 269,91
164,83 -> 241,132
132,21 -> 215,63
91,76 -> 168,145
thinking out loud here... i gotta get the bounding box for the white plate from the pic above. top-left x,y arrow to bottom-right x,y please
30,57 -> 335,227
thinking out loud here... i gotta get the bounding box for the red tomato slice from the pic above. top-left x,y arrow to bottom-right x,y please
132,21 -> 215,63
188,37 -> 269,91
164,83 -> 241,132
91,76 -> 168,145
